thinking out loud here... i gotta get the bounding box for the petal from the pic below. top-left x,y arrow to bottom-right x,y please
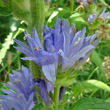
37,80 -> 51,106
33,28 -> 43,48
14,39 -> 30,50
42,64 -> 56,83
88,14 -> 97,24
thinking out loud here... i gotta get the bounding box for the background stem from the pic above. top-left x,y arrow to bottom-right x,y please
70,0 -> 74,26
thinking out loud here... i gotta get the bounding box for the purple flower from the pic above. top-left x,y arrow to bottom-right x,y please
88,14 -> 97,24
14,28 -> 58,83
44,17 -> 99,72
58,28 -> 99,71
88,8 -> 110,24
35,79 -> 67,105
99,8 -> 110,20
35,80 -> 51,106
0,66 -> 35,110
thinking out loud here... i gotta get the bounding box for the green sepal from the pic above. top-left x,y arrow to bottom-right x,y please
55,71 -> 76,87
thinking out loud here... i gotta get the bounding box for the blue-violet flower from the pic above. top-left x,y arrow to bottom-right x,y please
14,28 -> 58,83
88,8 -> 110,24
0,66 -> 35,110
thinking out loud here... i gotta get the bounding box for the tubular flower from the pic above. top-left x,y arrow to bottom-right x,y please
88,8 -> 110,24
59,87 -> 67,101
35,80 -> 51,106
44,17 -> 99,72
0,66 -> 35,110
14,28 -> 58,83
88,14 -> 97,24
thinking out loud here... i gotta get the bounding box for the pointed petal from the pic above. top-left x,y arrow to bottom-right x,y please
42,64 -> 56,83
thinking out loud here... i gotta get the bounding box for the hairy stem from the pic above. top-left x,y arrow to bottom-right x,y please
29,0 -> 45,104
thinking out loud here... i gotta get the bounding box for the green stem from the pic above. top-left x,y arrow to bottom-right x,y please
54,87 -> 60,110
70,0 -> 74,26
29,0 -> 45,104
29,0 -> 45,77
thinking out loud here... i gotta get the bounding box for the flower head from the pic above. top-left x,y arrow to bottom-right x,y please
44,17 -> 99,72
0,66 -> 35,110
35,80 -> 51,106
88,14 -> 97,24
14,28 -> 58,83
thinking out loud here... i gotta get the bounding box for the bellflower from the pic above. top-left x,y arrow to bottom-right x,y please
44,17 -> 99,72
88,8 -> 110,24
35,79 -> 67,105
35,80 -> 51,106
14,28 -> 58,83
43,17 -> 76,62
88,14 -> 97,24
0,66 -> 35,110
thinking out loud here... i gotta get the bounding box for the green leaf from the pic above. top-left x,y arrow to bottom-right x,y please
0,28 -> 24,64
98,0 -> 110,8
32,104 -> 44,110
91,51 -> 105,79
71,98 -> 110,110
0,7 -> 11,16
82,79 -> 110,92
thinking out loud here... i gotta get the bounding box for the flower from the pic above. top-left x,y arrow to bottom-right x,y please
99,8 -> 110,20
88,8 -> 110,24
35,79 -> 67,105
88,14 -> 97,24
44,17 -> 99,72
14,28 -> 58,83
0,66 -> 35,110
35,80 -> 51,106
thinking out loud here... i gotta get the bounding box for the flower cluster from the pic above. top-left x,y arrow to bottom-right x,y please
88,8 -> 110,24
0,66 -> 35,110
13,17 -> 99,106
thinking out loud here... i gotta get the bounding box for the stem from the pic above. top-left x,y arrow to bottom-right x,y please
54,87 -> 60,110
29,0 -> 44,77
70,0 -> 74,26
29,0 -> 45,104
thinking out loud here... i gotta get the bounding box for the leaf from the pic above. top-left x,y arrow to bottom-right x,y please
0,0 -> 12,16
0,28 -> 24,64
98,0 -> 110,8
71,98 -> 110,110
91,51 -> 105,79
82,79 -> 110,92
32,104 -> 44,110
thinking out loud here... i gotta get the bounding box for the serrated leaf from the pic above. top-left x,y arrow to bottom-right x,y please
82,79 -> 110,92
71,98 -> 110,110
0,28 -> 24,64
